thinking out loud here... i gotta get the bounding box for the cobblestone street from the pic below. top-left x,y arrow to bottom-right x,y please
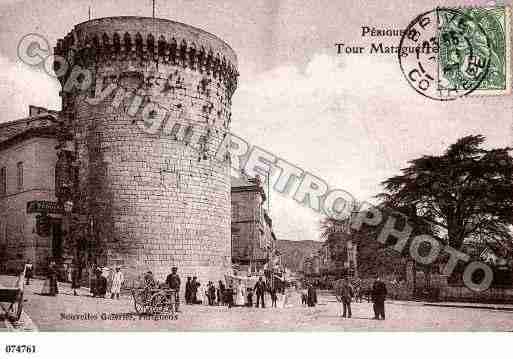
2,276 -> 513,331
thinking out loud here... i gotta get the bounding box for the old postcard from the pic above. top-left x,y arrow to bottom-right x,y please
0,0 -> 512,346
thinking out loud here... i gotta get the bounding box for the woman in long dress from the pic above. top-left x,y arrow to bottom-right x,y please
71,262 -> 81,296
235,280 -> 245,306
46,261 -> 58,296
196,283 -> 204,304
110,267 -> 124,299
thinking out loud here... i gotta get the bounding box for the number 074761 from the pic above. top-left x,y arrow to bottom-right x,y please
5,345 -> 36,354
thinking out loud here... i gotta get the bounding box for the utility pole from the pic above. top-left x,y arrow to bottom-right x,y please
152,0 -> 155,18
267,173 -> 270,213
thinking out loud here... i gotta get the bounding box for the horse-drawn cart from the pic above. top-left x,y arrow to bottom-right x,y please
131,287 -> 178,318
0,271 -> 25,322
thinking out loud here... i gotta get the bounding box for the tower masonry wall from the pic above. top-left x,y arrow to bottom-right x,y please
55,17 -> 238,289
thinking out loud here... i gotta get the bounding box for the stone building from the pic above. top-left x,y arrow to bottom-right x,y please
231,176 -> 276,273
0,106 -> 61,273
52,17 -> 239,286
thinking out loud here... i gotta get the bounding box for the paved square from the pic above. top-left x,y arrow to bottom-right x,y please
2,276 -> 513,331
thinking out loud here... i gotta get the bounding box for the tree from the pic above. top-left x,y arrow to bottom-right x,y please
348,203 -> 434,286
379,135 -> 513,252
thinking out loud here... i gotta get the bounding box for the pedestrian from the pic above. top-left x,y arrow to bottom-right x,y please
95,268 -> 107,298
191,276 -> 201,304
206,281 -> 211,305
226,284 -> 234,308
93,266 -> 103,296
66,263 -> 73,283
337,277 -> 354,318
196,281 -> 204,305
190,276 -> 197,304
88,263 -> 96,296
246,288 -> 253,307
185,277 -> 192,304
372,276 -> 387,320
71,261 -> 81,296
102,267 -> 112,298
166,267 -> 181,311
301,287 -> 308,306
208,281 -> 216,305
48,260 -> 58,296
110,267 -> 124,299
24,260 -> 33,285
307,283 -> 317,307
235,280 -> 245,306
270,286 -> 277,308
254,276 -> 266,308
217,280 -> 225,306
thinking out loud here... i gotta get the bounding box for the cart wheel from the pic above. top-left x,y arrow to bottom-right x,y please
151,293 -> 168,315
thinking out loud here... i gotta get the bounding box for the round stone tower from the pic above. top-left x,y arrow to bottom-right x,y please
54,17 -> 238,286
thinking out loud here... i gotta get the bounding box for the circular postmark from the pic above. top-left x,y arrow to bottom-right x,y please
398,8 -> 492,101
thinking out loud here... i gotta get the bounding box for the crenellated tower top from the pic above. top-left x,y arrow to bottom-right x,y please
54,16 -> 238,97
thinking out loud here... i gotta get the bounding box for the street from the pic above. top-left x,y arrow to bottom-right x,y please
2,276 -> 513,331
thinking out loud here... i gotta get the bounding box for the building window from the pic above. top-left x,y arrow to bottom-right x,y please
0,167 -> 5,196
232,203 -> 239,219
0,221 -> 5,244
17,162 -> 23,191
231,233 -> 240,256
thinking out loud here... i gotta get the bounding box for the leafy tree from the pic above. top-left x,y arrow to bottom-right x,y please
379,135 -> 513,252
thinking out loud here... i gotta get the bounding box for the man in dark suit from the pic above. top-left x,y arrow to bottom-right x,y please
217,280 -> 225,306
254,277 -> 266,308
166,267 -> 181,311
372,276 -> 387,320
339,277 -> 354,318
185,277 -> 192,304
307,283 -> 317,307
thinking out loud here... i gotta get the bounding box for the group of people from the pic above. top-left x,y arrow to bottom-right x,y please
184,276 -> 202,304
164,269 -> 278,310
36,260 -> 125,299
90,266 -> 124,299
23,259 -> 71,297
335,276 -> 388,320
224,276 -> 273,309
31,261 -> 390,321
301,283 -> 318,307
41,260 -> 59,296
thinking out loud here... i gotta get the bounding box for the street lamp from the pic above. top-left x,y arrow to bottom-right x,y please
63,199 -> 75,265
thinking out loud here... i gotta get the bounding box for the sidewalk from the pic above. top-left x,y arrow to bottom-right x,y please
326,294 -> 513,312
386,299 -> 513,311
422,302 -> 513,311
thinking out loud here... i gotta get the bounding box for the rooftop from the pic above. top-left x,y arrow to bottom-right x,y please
0,106 -> 60,148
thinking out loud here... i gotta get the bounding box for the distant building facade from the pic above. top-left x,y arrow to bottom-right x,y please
301,232 -> 358,278
322,232 -> 358,277
231,176 -> 276,273
0,108 -> 61,273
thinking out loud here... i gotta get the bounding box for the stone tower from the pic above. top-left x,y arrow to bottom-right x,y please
54,17 -> 238,286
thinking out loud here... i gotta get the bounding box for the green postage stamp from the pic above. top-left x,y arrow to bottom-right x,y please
438,6 -> 511,96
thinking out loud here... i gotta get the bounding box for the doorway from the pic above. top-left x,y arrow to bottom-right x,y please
51,220 -> 63,262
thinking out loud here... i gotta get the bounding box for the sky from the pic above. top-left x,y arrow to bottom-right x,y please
0,0 -> 511,242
